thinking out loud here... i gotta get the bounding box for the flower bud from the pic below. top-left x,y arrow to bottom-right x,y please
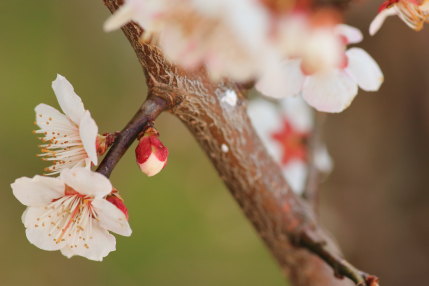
135,127 -> 168,176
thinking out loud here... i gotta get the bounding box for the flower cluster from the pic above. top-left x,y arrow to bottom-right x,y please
104,0 -> 384,113
11,75 -> 132,261
12,75 -> 169,261
248,97 -> 332,194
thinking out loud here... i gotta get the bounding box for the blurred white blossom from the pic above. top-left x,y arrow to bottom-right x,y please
104,0 -> 272,81
247,97 -> 332,194
256,25 -> 383,113
104,1 -> 359,83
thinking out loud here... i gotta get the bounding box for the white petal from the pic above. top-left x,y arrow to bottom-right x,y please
283,161 -> 307,195
369,7 -> 398,36
24,207 -> 64,251
52,74 -> 86,125
247,99 -> 283,160
345,48 -> 384,92
60,168 -> 112,198
256,59 -> 304,98
21,208 -> 29,225
59,245 -> 74,258
11,176 -> 64,207
92,199 -> 132,237
302,70 -> 358,113
139,153 -> 166,177
60,223 -> 116,261
35,103 -> 75,132
280,97 -> 313,132
79,111 -> 98,166
104,0 -> 136,32
335,24 -> 363,44
314,145 -> 333,174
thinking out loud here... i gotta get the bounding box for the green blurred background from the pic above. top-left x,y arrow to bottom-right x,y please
1,1 -> 429,286
0,1 -> 284,285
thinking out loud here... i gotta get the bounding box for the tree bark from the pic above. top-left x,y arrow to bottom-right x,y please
101,1 -> 373,285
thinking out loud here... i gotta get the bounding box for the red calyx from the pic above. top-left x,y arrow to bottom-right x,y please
135,129 -> 168,164
106,190 -> 129,220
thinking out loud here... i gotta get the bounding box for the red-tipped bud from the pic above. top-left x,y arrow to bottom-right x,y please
135,127 -> 168,176
106,189 -> 129,220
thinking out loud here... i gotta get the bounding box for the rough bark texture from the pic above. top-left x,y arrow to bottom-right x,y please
101,1 -> 369,285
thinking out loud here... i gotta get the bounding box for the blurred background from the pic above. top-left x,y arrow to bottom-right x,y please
0,1 -> 428,286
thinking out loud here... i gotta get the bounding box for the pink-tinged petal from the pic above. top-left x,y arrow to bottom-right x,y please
79,111 -> 98,166
256,59 -> 304,98
92,199 -> 132,237
247,99 -> 283,160
302,70 -> 358,113
60,224 -> 116,261
369,7 -> 398,36
24,207 -> 64,251
103,0 -> 136,32
11,176 -> 64,207
335,24 -> 363,44
345,48 -> 384,92
279,97 -> 313,133
60,168 -> 112,198
51,74 -> 86,125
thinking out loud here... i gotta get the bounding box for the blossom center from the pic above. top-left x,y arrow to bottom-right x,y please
34,113 -> 87,174
271,119 -> 309,165
34,186 -> 96,249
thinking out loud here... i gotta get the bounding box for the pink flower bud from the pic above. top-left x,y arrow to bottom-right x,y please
135,127 -> 168,176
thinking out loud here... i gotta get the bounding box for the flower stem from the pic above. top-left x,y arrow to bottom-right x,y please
96,96 -> 169,178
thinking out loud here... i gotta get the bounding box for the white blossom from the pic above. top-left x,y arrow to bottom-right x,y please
11,168 -> 132,261
247,97 -> 332,194
104,0 -> 271,81
34,74 -> 98,174
256,25 -> 383,113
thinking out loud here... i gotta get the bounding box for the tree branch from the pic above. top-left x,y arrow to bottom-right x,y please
96,95 -> 170,177
101,1 -> 377,285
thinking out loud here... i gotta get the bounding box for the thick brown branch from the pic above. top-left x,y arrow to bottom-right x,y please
102,1 -> 376,285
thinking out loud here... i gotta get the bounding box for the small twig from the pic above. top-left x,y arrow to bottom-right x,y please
298,231 -> 378,286
96,95 -> 169,177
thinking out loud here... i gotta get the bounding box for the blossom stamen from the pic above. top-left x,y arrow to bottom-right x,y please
33,75 -> 99,174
